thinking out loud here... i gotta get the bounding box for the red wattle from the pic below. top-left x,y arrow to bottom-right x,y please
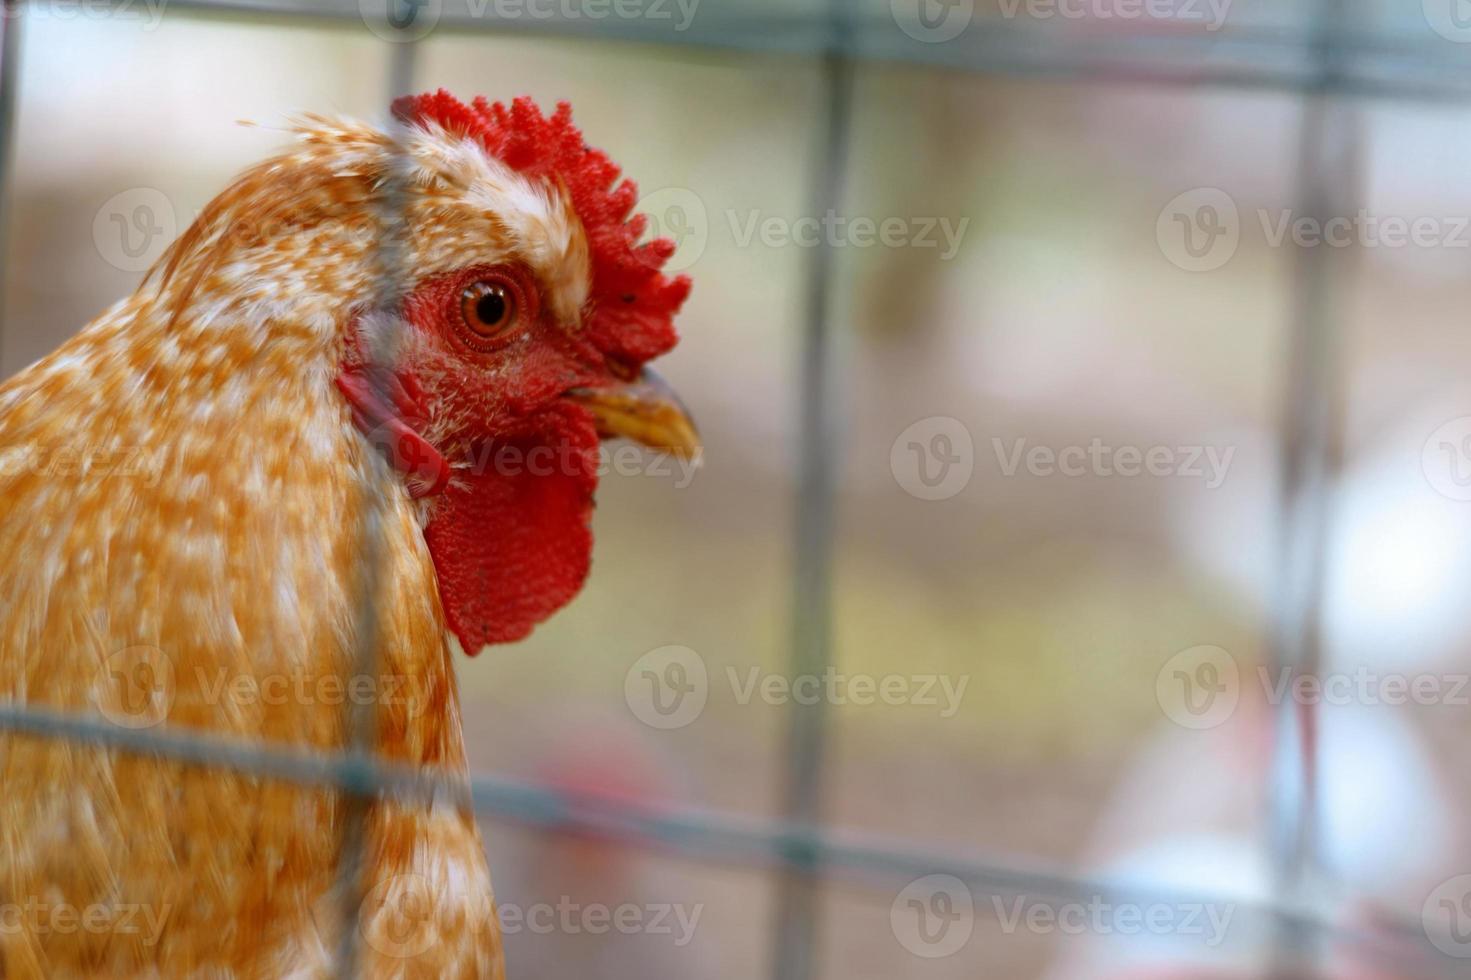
423,404 -> 600,653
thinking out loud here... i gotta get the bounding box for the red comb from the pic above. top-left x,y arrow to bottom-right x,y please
392,90 -> 690,364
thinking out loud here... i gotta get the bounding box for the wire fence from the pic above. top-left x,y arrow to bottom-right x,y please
0,0 -> 1461,977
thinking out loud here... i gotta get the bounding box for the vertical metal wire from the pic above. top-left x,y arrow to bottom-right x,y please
0,0 -> 22,366
331,34 -> 419,980
770,9 -> 855,980
1267,0 -> 1358,973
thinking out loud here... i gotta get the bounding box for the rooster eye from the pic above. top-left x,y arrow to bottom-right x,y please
460,281 -> 518,343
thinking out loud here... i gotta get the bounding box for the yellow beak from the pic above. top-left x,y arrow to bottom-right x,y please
565,367 -> 701,460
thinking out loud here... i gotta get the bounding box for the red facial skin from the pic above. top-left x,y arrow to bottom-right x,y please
339,262 -> 635,652
402,263 -> 613,433
336,363 -> 450,499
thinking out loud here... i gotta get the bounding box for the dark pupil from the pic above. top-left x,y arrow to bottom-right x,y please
475,290 -> 507,327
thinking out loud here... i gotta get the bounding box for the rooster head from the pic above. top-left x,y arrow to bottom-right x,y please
149,92 -> 696,655
355,92 -> 697,655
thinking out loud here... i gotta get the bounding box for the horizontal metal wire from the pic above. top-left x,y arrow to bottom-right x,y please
0,702 -> 1453,976
35,0 -> 1471,102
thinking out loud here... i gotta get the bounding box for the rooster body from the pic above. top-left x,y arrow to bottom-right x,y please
0,94 -> 692,978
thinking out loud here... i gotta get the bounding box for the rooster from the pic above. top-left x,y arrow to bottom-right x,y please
0,91 -> 696,978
